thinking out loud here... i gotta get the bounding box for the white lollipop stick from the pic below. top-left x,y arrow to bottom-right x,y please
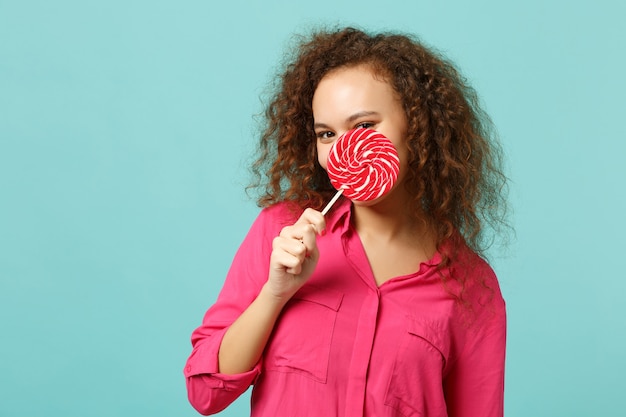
321,188 -> 344,216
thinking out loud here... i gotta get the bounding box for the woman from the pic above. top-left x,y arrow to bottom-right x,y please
184,27 -> 509,417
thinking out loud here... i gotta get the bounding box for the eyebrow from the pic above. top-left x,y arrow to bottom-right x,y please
313,111 -> 380,129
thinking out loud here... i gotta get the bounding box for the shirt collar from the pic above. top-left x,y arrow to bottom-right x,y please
325,196 -> 352,234
325,196 -> 444,269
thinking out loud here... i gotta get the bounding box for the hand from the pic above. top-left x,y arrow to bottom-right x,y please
265,208 -> 326,301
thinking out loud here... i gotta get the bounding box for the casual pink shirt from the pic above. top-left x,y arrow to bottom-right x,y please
184,198 -> 506,416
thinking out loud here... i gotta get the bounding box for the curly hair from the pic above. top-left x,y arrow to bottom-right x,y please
250,26 -> 509,261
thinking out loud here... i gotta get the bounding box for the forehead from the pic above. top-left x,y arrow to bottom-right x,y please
315,64 -> 390,93
312,65 -> 398,113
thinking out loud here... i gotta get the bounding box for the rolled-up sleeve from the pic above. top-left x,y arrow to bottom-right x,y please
185,325 -> 261,414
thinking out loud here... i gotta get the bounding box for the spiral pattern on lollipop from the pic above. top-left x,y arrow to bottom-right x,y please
327,128 -> 400,202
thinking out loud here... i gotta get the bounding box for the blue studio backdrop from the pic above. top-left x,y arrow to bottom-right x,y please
1,1 -> 625,416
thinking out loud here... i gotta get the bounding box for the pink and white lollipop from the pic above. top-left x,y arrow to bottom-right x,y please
321,128 -> 400,215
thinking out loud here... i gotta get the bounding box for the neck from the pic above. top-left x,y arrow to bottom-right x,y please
352,188 -> 432,244
351,189 -> 438,278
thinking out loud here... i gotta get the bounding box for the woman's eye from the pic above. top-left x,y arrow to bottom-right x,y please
317,131 -> 335,141
356,122 -> 374,129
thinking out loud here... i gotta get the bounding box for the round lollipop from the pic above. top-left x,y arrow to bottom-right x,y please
321,128 -> 400,215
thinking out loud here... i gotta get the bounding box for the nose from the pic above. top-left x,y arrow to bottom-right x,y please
335,129 -> 350,141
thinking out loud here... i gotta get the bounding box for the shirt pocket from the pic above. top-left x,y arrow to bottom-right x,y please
384,317 -> 450,417
263,284 -> 343,383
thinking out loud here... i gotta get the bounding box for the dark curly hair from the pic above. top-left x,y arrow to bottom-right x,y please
250,26 -> 509,262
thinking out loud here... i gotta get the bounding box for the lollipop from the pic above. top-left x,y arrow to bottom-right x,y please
321,128 -> 400,215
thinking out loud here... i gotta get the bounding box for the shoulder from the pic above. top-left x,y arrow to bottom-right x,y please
452,244 -> 506,325
258,201 -> 302,224
248,201 -> 303,237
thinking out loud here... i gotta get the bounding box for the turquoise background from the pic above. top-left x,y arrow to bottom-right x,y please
1,0 -> 624,416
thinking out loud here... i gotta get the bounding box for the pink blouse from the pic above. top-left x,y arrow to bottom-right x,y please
184,199 -> 506,416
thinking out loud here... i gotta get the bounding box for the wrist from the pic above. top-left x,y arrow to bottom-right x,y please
258,283 -> 292,311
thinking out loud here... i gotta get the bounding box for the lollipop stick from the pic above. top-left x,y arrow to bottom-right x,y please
321,188 -> 344,216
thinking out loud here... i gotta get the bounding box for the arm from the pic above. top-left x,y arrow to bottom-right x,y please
443,295 -> 507,417
215,283 -> 288,374
218,208 -> 326,374
184,207 -> 325,414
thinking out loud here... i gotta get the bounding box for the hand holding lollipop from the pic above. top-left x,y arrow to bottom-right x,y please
322,128 -> 400,215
